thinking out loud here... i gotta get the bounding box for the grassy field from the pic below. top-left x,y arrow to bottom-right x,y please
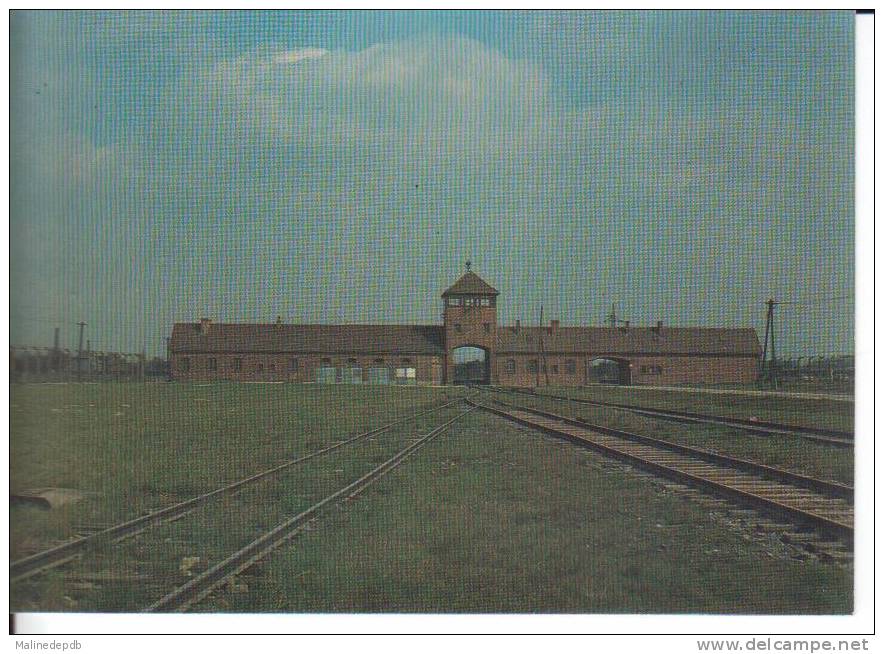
536,385 -> 854,433
10,382 -> 464,561
203,411 -> 850,614
488,390 -> 853,485
642,380 -> 853,396
10,382 -> 852,614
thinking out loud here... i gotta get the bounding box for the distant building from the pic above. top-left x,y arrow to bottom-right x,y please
168,268 -> 760,386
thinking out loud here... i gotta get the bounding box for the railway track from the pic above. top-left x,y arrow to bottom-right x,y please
488,386 -> 853,447
10,398 -> 463,583
469,398 -> 853,543
145,406 -> 476,612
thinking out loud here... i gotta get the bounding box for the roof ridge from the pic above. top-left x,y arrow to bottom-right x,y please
441,271 -> 499,297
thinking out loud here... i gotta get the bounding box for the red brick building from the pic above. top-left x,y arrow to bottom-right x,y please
169,269 -> 760,386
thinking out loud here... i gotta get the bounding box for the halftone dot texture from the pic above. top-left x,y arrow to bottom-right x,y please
10,11 -> 854,615
11,11 -> 852,357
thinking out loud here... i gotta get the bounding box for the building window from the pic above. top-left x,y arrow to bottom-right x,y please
483,322 -> 491,333
527,360 -> 537,373
289,358 -> 299,371
566,360 -> 576,374
348,358 -> 358,365
481,298 -> 490,307
270,364 -> 275,371
374,358 -> 384,365
455,323 -> 463,333
395,367 -> 417,384
180,357 -> 190,372
257,363 -> 264,373
506,359 -> 516,374
321,357 -> 331,365
402,358 -> 412,365
207,358 -> 217,371
233,358 -> 242,371
551,364 -> 558,374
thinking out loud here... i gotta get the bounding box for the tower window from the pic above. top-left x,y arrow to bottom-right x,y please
455,323 -> 463,333
483,322 -> 491,333
527,360 -> 537,373
506,359 -> 515,374
232,358 -> 242,371
207,358 -> 217,371
566,360 -> 576,374
180,357 -> 190,372
289,358 -> 299,371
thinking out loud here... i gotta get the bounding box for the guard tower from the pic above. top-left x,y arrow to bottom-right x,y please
442,264 -> 499,384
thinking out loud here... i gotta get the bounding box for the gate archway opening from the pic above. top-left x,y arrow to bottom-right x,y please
452,346 -> 490,385
587,357 -> 631,385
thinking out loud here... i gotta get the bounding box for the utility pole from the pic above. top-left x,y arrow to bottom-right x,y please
537,305 -> 551,387
52,327 -> 60,372
760,299 -> 777,388
165,336 -> 172,380
536,305 -> 543,387
76,321 -> 86,379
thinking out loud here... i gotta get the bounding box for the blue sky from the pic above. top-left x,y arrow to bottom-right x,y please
10,11 -> 854,356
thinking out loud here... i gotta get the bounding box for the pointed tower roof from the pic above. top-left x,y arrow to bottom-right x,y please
442,271 -> 499,297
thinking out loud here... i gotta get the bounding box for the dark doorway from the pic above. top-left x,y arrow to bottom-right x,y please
587,358 -> 631,385
452,346 -> 490,384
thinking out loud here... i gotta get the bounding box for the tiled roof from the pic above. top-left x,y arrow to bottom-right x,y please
170,323 -> 445,355
171,322 -> 759,358
441,272 -> 499,297
496,326 -> 761,356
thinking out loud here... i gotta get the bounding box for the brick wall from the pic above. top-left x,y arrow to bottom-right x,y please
443,304 -> 497,383
495,353 -> 758,387
170,353 -> 444,384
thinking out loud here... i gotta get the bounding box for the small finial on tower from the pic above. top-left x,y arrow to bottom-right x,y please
465,260 -> 472,272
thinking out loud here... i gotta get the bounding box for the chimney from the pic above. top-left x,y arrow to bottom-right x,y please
199,317 -> 212,334
515,319 -> 521,333
549,320 -> 559,333
654,320 -> 663,334
276,315 -> 283,325
620,320 -> 630,331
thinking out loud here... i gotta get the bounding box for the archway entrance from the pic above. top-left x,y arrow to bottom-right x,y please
587,357 -> 631,385
451,346 -> 490,385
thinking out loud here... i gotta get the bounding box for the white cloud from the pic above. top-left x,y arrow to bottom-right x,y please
272,48 -> 328,65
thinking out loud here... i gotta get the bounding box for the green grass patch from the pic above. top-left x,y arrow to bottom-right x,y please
10,382 -> 464,562
493,391 -> 853,485
12,406 -> 469,613
201,411 -> 851,614
538,386 -> 854,433
11,384 -> 851,614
